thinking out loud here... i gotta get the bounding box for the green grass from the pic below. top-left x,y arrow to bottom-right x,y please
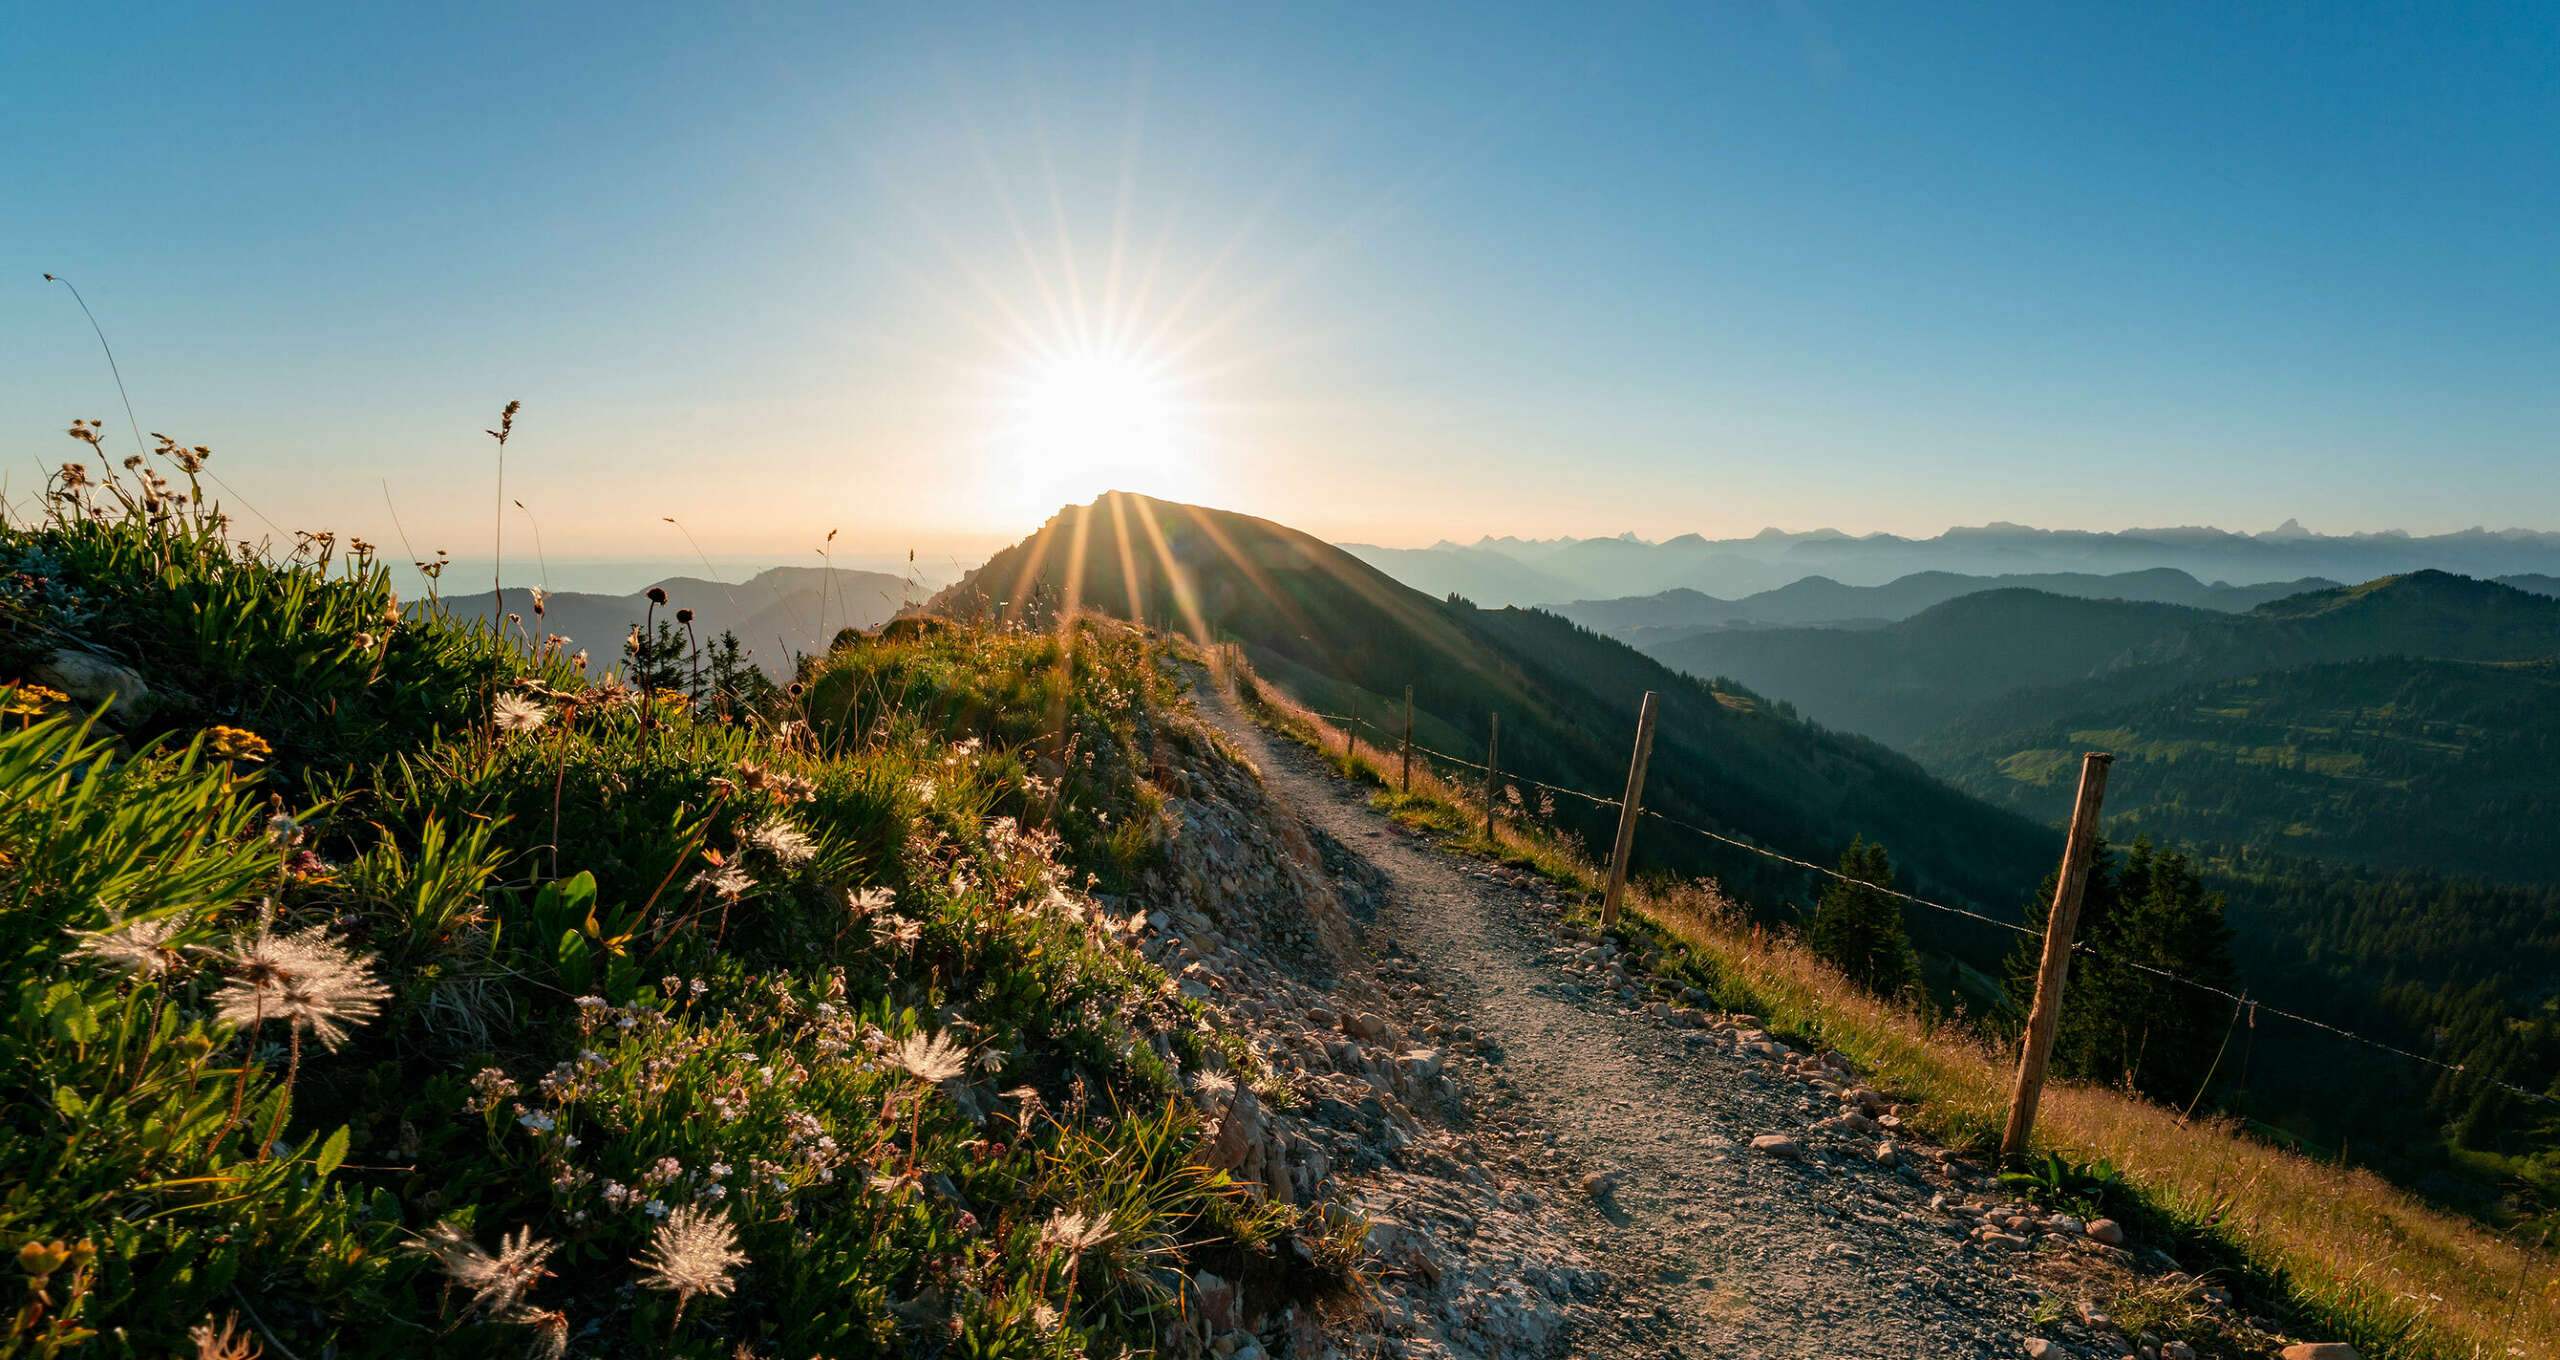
0,473 -> 1352,1356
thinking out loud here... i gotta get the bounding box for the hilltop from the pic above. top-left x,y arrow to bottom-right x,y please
1553,568 -> 2339,642
936,493 -> 2061,917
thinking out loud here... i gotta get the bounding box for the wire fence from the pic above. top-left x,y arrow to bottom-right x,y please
1308,707 -> 2559,1109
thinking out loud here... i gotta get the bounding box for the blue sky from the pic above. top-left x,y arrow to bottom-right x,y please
8,2 -> 2558,568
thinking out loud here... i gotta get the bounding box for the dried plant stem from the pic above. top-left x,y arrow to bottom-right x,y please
258,1028 -> 303,1158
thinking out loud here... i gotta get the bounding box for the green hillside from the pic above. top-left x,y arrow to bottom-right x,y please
1646,590 -> 2214,745
938,493 -> 2062,914
1923,656 -> 2560,883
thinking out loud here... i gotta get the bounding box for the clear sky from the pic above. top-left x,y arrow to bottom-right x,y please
8,2 -> 2559,568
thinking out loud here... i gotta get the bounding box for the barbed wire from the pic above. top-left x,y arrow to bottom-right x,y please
1304,706 -> 2560,1108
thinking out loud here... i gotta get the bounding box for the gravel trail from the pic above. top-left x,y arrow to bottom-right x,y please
1195,688 -> 2054,1359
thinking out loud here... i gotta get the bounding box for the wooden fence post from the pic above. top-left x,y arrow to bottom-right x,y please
2001,750 -> 2114,1163
1600,691 -> 1661,928
1401,685 -> 1414,794
1482,712 -> 1501,840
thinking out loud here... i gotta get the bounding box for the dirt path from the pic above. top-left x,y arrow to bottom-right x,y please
1195,688 -> 2056,1359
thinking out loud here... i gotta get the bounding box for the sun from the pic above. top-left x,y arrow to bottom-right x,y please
995,345 -> 1205,518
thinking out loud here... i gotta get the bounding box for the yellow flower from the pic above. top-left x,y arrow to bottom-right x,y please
204,726 -> 272,762
2,684 -> 68,717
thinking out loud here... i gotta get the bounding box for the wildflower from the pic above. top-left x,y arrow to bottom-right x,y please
204,726 -> 271,762
633,1204 -> 747,1316
493,693 -> 550,734
264,813 -> 302,845
750,819 -> 816,865
907,778 -> 936,806
1030,1302 -> 1064,1335
647,586 -> 667,606
407,1220 -> 559,1315
886,1030 -> 970,1084
644,1198 -> 670,1218
847,886 -> 896,918
1038,1208 -> 1114,1256
518,1110 -> 556,1134
1,684 -> 67,717
214,927 -> 389,1051
68,912 -> 193,978
467,1067 -> 521,1114
868,914 -> 922,952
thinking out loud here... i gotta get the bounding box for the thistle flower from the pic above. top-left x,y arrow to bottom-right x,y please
886,1030 -> 970,1084
750,819 -> 816,865
493,692 -> 550,734
633,1204 -> 748,1316
214,927 -> 389,1051
68,912 -> 193,978
1038,1209 -> 1115,1256
408,1220 -> 558,1315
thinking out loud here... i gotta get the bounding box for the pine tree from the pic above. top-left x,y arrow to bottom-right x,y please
1808,838 -> 1920,998
2006,837 -> 2239,1102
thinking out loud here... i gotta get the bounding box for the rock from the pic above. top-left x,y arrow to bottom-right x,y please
2023,1339 -> 2066,1359
2076,1303 -> 2113,1329
1580,1169 -> 1622,1199
1872,1141 -> 1899,1167
2159,1344 -> 2195,1360
1749,1134 -> 1802,1160
1192,1270 -> 1240,1331
30,649 -> 152,721
2084,1218 -> 2126,1245
2279,1348 -> 2360,1360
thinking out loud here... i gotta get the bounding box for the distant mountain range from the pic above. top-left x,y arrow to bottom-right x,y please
1554,567 -> 2342,642
934,492 -> 2059,913
1638,570 -> 2560,882
431,565 -> 914,676
1342,521 -> 2560,606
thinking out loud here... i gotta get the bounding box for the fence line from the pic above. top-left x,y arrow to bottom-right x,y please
1303,707 -> 2559,1109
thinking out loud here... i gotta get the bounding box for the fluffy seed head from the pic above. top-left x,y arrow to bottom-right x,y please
214,926 -> 390,1050
887,1030 -> 970,1084
634,1204 -> 748,1311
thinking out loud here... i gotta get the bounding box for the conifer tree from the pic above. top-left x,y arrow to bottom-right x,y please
2006,837 -> 2239,1102
1808,838 -> 1920,998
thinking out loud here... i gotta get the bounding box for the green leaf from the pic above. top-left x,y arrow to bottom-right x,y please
52,1084 -> 87,1118
315,1125 -> 349,1178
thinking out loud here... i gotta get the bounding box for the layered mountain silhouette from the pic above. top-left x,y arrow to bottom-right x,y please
1343,522 -> 2560,606
435,565 -> 914,675
1554,567 -> 2338,642
935,493 -> 2060,913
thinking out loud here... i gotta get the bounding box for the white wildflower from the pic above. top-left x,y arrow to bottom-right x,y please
492,692 -> 550,734
213,926 -> 390,1051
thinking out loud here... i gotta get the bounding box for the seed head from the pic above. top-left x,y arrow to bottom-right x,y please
68,912 -> 194,979
886,1030 -> 970,1084
633,1204 -> 748,1314
213,926 -> 390,1051
750,819 -> 816,865
493,692 -> 550,734
1038,1208 -> 1114,1256
408,1220 -> 558,1315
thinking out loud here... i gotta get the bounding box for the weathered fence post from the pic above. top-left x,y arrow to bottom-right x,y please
1482,712 -> 1501,840
1401,685 -> 1414,794
2001,750 -> 2114,1163
1600,691 -> 1661,928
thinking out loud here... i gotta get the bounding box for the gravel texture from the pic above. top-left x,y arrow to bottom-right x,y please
1139,676 -> 2238,1360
